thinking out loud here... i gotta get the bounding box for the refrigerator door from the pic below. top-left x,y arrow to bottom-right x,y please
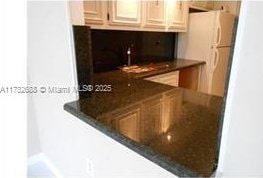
178,12 -> 216,61
213,12 -> 235,47
209,47 -> 231,97
178,12 -> 217,93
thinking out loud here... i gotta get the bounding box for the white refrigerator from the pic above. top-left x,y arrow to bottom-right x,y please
178,11 -> 235,97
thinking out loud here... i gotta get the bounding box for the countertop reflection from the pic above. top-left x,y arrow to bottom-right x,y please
64,60 -> 223,177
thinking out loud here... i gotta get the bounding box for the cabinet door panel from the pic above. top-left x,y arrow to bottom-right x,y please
179,66 -> 200,91
83,1 -> 105,25
143,1 -> 166,29
167,1 -> 188,31
145,71 -> 179,87
108,0 -> 141,26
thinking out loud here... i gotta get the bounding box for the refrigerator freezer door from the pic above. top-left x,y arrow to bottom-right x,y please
178,12 -> 216,62
214,12 -> 235,47
209,47 -> 231,97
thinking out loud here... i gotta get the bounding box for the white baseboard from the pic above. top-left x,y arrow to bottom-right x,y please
28,153 -> 63,178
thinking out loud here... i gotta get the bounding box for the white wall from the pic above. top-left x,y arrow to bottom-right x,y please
28,1 -> 175,177
27,95 -> 41,157
218,1 -> 263,177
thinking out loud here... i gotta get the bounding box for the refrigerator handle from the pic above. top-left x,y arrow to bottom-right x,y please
215,14 -> 222,46
215,26 -> 221,46
213,49 -> 220,71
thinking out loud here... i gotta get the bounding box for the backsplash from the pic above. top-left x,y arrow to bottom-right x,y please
72,25 -> 93,98
91,29 -> 177,73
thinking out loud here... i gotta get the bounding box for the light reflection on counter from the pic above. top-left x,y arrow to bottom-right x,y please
68,87 -> 222,176
97,88 -> 221,146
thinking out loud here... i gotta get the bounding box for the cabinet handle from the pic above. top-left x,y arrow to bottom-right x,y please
213,48 -> 220,71
107,13 -> 110,21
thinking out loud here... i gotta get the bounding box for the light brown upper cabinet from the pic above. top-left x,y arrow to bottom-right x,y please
83,1 -> 106,25
108,0 -> 142,26
82,0 -> 189,32
142,1 -> 166,29
167,1 -> 189,32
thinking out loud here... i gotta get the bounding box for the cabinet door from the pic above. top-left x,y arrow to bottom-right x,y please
108,0 -> 141,26
145,71 -> 179,87
83,1 -> 106,25
167,1 -> 188,31
158,71 -> 180,87
179,66 -> 200,91
143,1 -> 166,29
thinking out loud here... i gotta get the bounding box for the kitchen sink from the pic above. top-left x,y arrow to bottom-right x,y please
120,63 -> 169,74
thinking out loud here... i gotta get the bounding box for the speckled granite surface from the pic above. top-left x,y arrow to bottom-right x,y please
64,60 -> 223,177
131,59 -> 205,78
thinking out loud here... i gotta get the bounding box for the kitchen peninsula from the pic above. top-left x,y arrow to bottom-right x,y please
64,59 -> 223,177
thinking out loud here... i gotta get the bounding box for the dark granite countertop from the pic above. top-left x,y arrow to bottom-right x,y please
64,59 -> 223,177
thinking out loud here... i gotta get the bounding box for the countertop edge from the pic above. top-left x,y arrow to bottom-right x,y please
134,60 -> 206,79
64,103 -> 201,177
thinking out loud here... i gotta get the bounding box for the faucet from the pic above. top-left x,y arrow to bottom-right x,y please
127,46 -> 131,66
